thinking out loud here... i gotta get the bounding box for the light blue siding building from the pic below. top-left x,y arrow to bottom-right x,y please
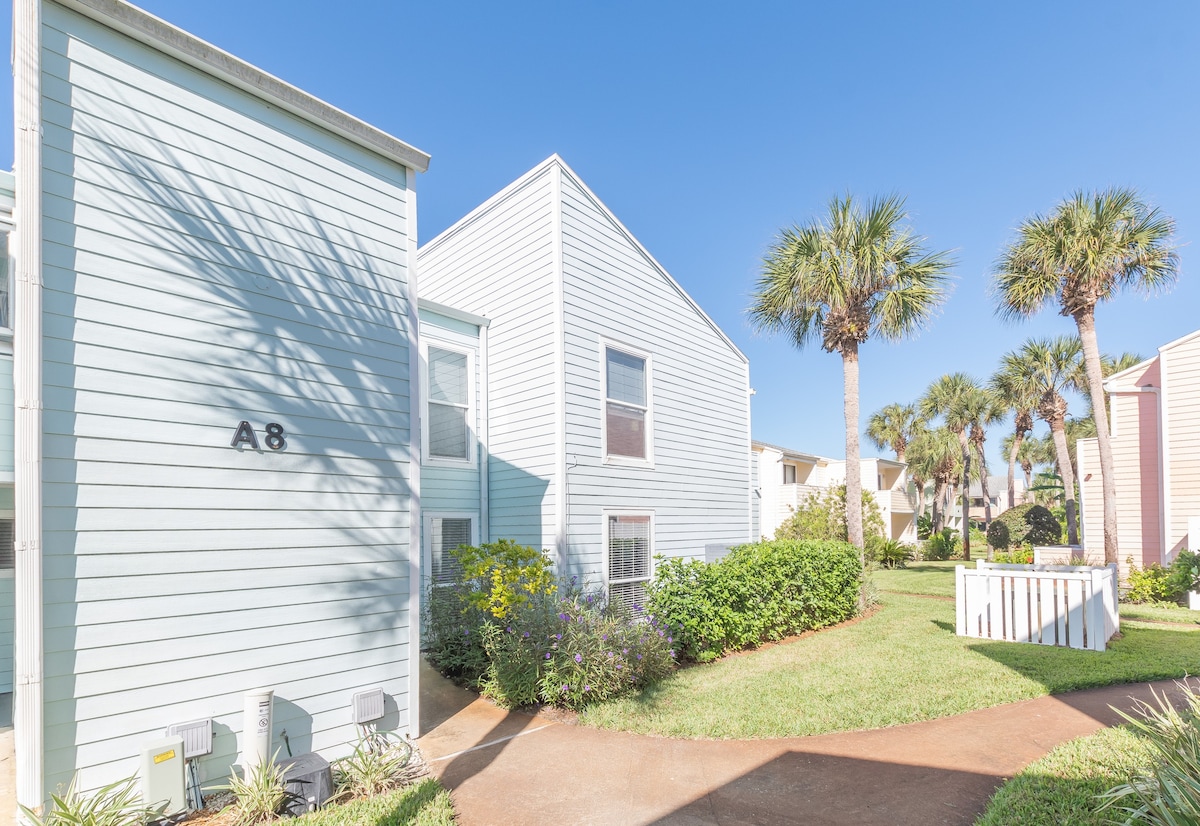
9,0 -> 428,808
418,156 -> 754,610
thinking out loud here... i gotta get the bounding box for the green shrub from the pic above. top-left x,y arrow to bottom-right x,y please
424,547 -> 675,710
923,528 -> 959,561
423,539 -> 556,686
646,540 -> 861,662
986,519 -> 1010,550
225,754 -> 301,826
21,775 -> 165,826
332,732 -> 414,801
1126,563 -> 1176,604
993,547 -> 1034,564
990,504 -> 1062,549
476,584 -> 674,710
916,512 -> 933,540
1167,550 -> 1200,597
1099,683 -> 1200,824
864,536 -> 913,569
775,484 -> 885,542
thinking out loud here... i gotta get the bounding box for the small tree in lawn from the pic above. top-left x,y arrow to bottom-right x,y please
749,194 -> 952,599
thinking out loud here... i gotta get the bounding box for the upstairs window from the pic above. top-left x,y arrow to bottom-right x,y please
607,513 -> 651,613
425,344 -> 472,462
783,464 -> 797,484
605,347 -> 649,461
0,232 -> 10,330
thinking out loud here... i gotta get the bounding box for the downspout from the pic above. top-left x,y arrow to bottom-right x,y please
550,163 -> 567,570
13,0 -> 45,809
404,167 -> 422,738
478,321 -> 489,543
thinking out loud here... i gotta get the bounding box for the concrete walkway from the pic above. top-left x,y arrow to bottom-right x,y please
418,660 -> 1192,825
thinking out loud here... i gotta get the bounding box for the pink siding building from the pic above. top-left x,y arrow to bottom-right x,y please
1079,328 -> 1200,570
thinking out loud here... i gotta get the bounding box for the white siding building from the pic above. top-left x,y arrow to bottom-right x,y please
418,156 -> 753,609
11,0 -> 428,807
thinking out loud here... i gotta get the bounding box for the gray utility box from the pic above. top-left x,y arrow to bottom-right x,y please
276,752 -> 333,816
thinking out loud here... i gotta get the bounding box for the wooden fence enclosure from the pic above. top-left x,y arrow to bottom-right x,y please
955,562 -> 1119,651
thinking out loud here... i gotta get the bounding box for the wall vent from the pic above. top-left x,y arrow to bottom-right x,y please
352,688 -> 385,724
167,718 -> 213,759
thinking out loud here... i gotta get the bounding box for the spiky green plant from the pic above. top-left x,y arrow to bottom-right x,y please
332,732 -> 415,801
225,755 -> 300,826
1098,682 -> 1200,824
19,774 -> 164,826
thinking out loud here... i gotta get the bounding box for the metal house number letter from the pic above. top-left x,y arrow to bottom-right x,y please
230,420 -> 286,451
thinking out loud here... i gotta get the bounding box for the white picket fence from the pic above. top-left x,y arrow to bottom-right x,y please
955,561 -> 1119,651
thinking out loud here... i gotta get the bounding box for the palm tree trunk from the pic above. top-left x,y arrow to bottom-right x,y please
976,445 -> 993,525
1006,429 -> 1025,511
957,430 -> 972,561
1021,463 -> 1033,499
931,480 -> 943,531
1048,418 -> 1080,546
842,344 -> 864,551
1075,311 -> 1118,563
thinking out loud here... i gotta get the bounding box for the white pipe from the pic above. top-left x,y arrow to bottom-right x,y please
13,0 -> 44,811
404,168 -> 422,738
241,690 -> 274,770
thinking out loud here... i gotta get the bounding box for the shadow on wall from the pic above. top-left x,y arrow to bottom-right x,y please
39,75 -> 420,791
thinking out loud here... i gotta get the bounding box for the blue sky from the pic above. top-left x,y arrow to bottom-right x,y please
3,1 -> 1197,469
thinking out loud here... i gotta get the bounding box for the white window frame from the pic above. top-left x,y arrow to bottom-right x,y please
424,511 -> 479,587
600,339 -> 653,467
0,220 -> 13,339
421,338 -> 475,467
783,464 -> 797,485
603,509 -> 654,613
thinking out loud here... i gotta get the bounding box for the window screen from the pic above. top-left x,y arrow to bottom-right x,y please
428,346 -> 469,459
605,348 -> 647,459
608,514 -> 650,613
432,517 -> 473,586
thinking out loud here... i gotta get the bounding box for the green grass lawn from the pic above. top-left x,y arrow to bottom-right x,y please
292,779 -> 455,826
579,590 -> 1200,739
975,727 -> 1153,826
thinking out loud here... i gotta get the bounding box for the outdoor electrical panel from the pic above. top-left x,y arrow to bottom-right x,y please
140,735 -> 186,815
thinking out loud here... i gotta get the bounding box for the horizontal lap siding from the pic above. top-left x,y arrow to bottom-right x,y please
559,172 -> 749,581
41,5 -> 414,792
1164,339 -> 1200,553
418,171 -> 557,550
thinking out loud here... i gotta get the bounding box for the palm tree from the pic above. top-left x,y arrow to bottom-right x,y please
907,426 -> 960,532
993,350 -> 1043,510
920,373 -> 993,559
968,389 -> 1005,526
993,188 -> 1177,563
1016,432 -> 1055,497
866,403 -> 921,463
749,194 -> 953,560
994,336 -> 1086,544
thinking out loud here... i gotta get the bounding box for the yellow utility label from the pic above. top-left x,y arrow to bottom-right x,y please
153,749 -> 176,764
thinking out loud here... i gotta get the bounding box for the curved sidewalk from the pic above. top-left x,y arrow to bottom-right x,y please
417,660 -> 1192,825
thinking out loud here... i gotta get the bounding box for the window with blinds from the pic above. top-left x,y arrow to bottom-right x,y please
431,517 -> 473,586
607,514 -> 651,613
427,345 -> 470,461
605,347 -> 648,460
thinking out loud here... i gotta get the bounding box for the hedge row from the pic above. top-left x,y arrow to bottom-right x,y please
645,539 -> 862,663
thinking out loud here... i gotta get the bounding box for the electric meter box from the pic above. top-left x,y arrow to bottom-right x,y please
140,735 -> 186,816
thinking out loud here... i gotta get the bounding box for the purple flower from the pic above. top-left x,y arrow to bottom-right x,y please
558,613 -> 569,621
668,636 -> 673,643
616,663 -> 622,670
506,626 -> 512,633
607,651 -> 614,658
561,684 -> 569,692
669,650 -> 676,658
637,653 -> 643,660
545,652 -> 552,660
658,629 -> 664,637
523,631 -> 530,638
583,685 -> 590,692
574,653 -> 583,663
602,634 -> 608,642
555,633 -> 562,640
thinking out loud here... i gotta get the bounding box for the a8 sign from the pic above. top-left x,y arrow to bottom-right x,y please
230,421 -> 287,451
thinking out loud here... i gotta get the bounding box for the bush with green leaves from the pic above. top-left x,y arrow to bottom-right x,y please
645,539 -> 861,663
1099,682 -> 1200,824
1167,549 -> 1200,597
923,527 -> 959,561
21,774 -> 165,826
993,547 -> 1034,564
916,512 -> 933,540
332,732 -> 414,801
225,755 -> 302,826
989,504 -> 1062,550
424,543 -> 675,709
423,539 -> 556,685
864,536 -> 913,569
1125,563 -> 1175,604
774,484 -> 885,542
